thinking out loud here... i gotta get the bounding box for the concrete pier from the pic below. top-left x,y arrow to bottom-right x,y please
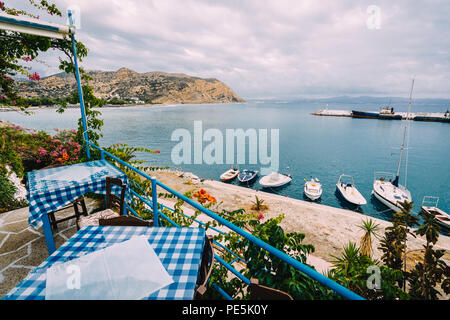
313,109 -> 449,122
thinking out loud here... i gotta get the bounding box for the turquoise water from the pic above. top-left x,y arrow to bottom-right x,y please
1,100 -> 449,223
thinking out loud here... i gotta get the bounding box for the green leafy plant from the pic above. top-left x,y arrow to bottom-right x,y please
251,195 -> 268,211
1,1 -> 106,161
408,208 -> 450,299
379,201 -> 419,287
0,171 -> 20,212
327,242 -> 409,300
199,209 -> 334,300
358,218 -> 381,257
0,1 -> 83,110
101,143 -> 169,220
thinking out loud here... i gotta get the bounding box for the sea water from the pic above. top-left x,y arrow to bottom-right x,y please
1,99 -> 449,223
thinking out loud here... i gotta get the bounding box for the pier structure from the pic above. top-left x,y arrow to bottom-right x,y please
312,109 -> 449,122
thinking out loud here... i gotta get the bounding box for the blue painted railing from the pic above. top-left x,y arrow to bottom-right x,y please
87,142 -> 364,300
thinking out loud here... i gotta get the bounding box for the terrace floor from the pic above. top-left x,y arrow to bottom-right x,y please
0,198 -> 101,298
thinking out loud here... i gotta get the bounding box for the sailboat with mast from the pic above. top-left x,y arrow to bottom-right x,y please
372,79 -> 414,212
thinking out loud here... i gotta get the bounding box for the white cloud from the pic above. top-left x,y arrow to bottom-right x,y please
7,0 -> 450,98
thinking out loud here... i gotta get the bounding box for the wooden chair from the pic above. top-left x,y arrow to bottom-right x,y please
48,196 -> 88,231
105,176 -> 126,215
76,177 -> 127,229
249,278 -> 293,300
99,215 -> 153,227
195,235 -> 215,299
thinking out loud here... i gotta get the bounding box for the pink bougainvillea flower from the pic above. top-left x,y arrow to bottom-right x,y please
37,147 -> 47,156
257,212 -> 264,220
23,56 -> 32,62
0,94 -> 5,99
28,72 -> 41,81
36,159 -> 41,164
0,2 -> 4,10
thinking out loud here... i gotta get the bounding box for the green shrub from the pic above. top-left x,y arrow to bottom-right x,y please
0,171 -> 27,213
0,171 -> 17,210
0,127 -> 25,177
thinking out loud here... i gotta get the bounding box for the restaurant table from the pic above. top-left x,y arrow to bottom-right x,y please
26,160 -> 129,254
3,226 -> 206,300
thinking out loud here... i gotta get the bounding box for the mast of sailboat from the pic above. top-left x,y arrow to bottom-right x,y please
393,78 -> 414,188
404,78 -> 414,187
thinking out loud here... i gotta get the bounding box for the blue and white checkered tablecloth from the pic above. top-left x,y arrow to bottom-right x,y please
27,160 -> 129,229
3,226 -> 206,300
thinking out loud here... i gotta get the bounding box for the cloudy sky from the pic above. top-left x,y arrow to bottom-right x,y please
8,0 -> 450,99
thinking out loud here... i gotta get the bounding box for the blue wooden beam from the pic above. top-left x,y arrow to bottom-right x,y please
68,10 -> 90,160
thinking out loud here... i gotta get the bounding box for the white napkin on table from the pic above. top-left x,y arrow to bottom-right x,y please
42,166 -> 104,182
45,236 -> 173,300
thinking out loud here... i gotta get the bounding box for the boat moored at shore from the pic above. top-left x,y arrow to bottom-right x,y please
372,172 -> 412,212
336,174 -> 367,206
220,167 -> 239,182
372,80 -> 415,212
238,169 -> 259,183
304,177 -> 323,201
421,196 -> 450,231
259,172 -> 292,188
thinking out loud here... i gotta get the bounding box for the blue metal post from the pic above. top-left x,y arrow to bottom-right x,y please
151,178 -> 159,227
68,10 -> 90,159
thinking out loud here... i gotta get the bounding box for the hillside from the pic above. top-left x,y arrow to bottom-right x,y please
16,68 -> 245,105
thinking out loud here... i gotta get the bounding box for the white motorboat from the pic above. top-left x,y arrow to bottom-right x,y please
238,169 -> 259,183
372,79 -> 414,212
336,174 -> 367,206
421,196 -> 450,230
220,167 -> 239,182
304,177 -> 322,201
259,172 -> 292,188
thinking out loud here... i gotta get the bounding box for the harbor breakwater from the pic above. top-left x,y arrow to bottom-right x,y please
313,109 -> 450,122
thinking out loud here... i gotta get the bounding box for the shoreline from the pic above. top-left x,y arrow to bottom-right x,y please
150,169 -> 450,268
0,101 -> 247,111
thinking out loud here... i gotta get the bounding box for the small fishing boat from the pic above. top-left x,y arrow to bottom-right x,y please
304,177 -> 322,201
259,172 -> 292,188
421,196 -> 450,230
351,110 -> 379,119
336,174 -> 367,206
378,107 -> 402,120
238,169 -> 259,183
220,167 -> 239,182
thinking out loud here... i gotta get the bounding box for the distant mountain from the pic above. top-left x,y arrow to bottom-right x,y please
16,68 -> 245,105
